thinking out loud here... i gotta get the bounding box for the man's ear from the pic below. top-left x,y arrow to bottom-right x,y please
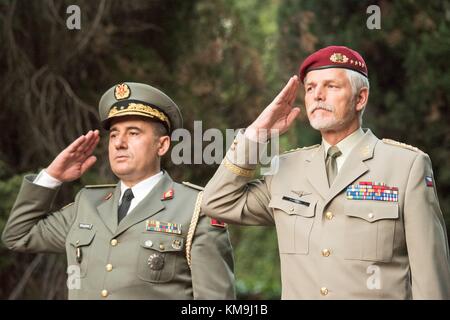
355,87 -> 369,112
157,136 -> 171,157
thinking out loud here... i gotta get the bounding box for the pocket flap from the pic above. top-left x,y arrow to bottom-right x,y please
140,232 -> 184,252
269,194 -> 316,217
69,230 -> 96,247
345,201 -> 399,222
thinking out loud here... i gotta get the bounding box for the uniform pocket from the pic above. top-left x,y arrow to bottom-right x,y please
137,232 -> 184,283
269,194 -> 317,254
343,201 -> 399,262
68,230 -> 96,278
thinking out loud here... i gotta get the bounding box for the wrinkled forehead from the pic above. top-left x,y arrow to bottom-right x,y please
304,68 -> 349,85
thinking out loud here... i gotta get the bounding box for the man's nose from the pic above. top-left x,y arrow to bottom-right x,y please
313,85 -> 325,101
114,135 -> 127,149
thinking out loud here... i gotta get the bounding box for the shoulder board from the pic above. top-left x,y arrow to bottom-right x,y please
283,144 -> 320,154
382,139 -> 422,153
61,202 -> 74,210
182,181 -> 204,191
85,184 -> 117,189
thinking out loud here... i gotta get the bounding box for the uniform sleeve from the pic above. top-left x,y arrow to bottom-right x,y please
190,215 -> 236,299
2,174 -> 78,253
404,153 -> 450,299
202,130 -> 274,226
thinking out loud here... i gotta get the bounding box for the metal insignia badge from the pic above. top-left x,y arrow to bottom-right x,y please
172,239 -> 182,250
114,83 -> 131,100
147,253 -> 164,270
330,53 -> 349,63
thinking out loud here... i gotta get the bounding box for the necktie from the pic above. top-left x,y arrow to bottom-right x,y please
118,188 -> 134,222
326,146 -> 342,186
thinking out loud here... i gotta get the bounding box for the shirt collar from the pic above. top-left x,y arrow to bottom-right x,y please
323,127 -> 365,158
119,171 -> 164,203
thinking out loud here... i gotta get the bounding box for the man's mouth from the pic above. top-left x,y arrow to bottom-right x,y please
115,155 -> 129,160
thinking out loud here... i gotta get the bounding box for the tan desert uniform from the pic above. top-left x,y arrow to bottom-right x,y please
2,82 -> 235,299
202,129 -> 450,299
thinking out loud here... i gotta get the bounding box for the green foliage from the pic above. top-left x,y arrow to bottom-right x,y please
0,0 -> 448,299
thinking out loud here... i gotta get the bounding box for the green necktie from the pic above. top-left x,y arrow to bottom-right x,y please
326,146 -> 342,187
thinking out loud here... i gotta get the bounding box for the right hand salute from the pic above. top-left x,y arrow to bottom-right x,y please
46,130 -> 100,182
246,75 -> 301,142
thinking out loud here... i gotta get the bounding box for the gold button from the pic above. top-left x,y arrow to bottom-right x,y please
76,240 -> 80,245
110,239 -> 118,246
159,244 -> 165,250
106,264 -> 113,272
101,289 -> 108,298
368,213 -> 374,219
325,211 -> 334,220
320,287 -> 329,296
322,249 -> 331,257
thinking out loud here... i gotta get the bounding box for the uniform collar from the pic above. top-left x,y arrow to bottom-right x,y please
323,127 -> 365,159
119,171 -> 164,204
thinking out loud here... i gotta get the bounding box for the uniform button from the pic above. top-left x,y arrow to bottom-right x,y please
290,207 -> 294,212
106,264 -> 113,272
322,249 -> 331,257
368,213 -> 374,219
111,239 -> 118,246
325,211 -> 334,220
101,289 -> 108,298
144,240 -> 153,248
159,244 -> 165,250
320,287 -> 329,296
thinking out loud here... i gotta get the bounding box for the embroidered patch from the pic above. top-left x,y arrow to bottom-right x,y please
210,219 -> 226,228
161,189 -> 174,200
425,176 -> 434,187
145,220 -> 182,234
346,181 -> 398,202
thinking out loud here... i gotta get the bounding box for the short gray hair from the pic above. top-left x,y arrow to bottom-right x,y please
344,69 -> 370,123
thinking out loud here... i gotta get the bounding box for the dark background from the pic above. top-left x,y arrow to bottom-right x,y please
0,0 -> 449,299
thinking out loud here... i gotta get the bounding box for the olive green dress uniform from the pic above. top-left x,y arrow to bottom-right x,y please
202,129 -> 450,299
2,82 -> 235,299
3,173 -> 234,299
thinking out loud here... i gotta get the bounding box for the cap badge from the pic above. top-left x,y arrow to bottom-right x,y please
114,83 -> 131,100
330,53 -> 349,64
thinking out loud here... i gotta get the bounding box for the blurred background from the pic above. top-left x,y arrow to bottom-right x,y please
0,0 -> 449,299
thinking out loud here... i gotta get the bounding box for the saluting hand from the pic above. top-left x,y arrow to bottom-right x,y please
246,75 -> 301,142
46,130 -> 100,182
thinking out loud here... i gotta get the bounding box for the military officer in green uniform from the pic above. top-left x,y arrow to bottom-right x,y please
2,82 -> 235,299
202,46 -> 450,299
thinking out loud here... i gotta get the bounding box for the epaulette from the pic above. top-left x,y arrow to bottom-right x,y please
382,139 -> 422,153
85,184 -> 117,189
182,181 -> 204,191
283,144 -> 320,154
61,202 -> 74,210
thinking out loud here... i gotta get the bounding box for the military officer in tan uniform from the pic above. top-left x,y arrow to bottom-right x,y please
202,46 -> 450,299
2,82 -> 235,299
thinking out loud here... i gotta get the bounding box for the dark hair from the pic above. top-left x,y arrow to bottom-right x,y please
148,120 -> 169,138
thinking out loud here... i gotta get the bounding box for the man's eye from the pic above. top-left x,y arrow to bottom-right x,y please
130,131 -> 139,136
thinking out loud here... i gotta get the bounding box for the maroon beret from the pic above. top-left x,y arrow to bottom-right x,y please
299,45 -> 368,83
